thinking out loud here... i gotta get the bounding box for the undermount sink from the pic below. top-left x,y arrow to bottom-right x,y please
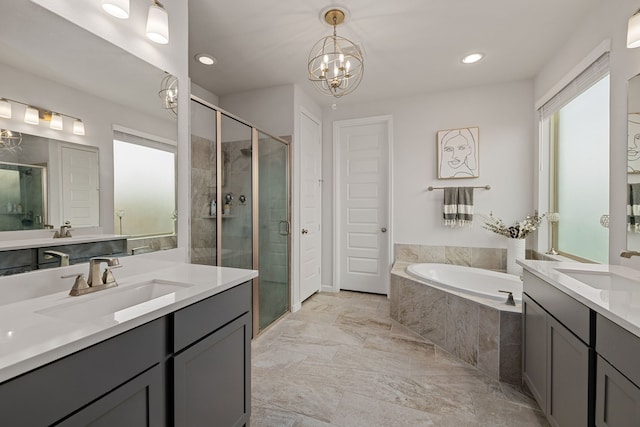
36,279 -> 194,323
556,269 -> 640,292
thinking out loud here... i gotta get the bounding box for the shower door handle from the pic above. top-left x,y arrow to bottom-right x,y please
279,220 -> 290,236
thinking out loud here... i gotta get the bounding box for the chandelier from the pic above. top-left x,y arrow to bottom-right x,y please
307,8 -> 364,98
0,129 -> 22,151
159,73 -> 178,118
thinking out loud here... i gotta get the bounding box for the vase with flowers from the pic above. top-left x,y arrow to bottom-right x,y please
480,212 -> 544,275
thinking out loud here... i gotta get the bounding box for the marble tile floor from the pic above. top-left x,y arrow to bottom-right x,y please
251,291 -> 549,427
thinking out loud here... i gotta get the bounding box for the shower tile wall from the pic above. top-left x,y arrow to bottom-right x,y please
221,140 -> 253,268
190,134 -> 216,265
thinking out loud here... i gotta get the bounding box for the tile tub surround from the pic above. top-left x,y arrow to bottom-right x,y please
395,243 -> 507,271
251,291 -> 547,426
391,263 -> 522,384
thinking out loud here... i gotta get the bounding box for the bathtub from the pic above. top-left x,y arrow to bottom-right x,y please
405,263 -> 522,304
391,262 -> 523,384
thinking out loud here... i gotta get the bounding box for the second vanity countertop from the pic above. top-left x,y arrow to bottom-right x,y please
0,250 -> 258,383
518,259 -> 640,339
0,233 -> 127,251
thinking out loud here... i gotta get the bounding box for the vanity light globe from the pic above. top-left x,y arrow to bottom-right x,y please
24,106 -> 39,125
50,113 -> 63,130
73,119 -> 85,136
101,0 -> 130,19
628,11 -> 640,48
146,3 -> 169,45
0,99 -> 11,119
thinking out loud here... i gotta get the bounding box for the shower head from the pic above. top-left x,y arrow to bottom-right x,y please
240,147 -> 252,156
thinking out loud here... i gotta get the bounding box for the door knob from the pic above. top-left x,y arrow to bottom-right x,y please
301,229 -> 309,234
381,227 -> 387,233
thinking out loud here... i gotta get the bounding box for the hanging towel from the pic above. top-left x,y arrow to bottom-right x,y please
457,187 -> 474,226
443,187 -> 459,227
628,183 -> 640,232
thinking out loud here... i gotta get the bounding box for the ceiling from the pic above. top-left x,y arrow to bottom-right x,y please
189,0 -> 601,107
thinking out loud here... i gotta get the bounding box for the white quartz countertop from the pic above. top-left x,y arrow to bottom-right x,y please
0,252 -> 258,383
0,233 -> 127,251
518,259 -> 640,338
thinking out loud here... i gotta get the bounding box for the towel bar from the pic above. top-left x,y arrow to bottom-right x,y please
428,185 -> 491,191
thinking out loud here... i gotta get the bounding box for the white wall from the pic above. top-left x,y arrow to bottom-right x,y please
191,83 -> 220,107
220,85 -> 295,138
31,0 -> 190,257
533,1 -> 640,267
321,81 -> 534,286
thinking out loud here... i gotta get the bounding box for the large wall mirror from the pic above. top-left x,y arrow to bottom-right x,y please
0,3 -> 177,247
628,74 -> 640,250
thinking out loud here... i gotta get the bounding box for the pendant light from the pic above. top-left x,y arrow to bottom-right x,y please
101,0 -> 130,19
628,9 -> 640,48
146,0 -> 169,45
307,8 -> 364,98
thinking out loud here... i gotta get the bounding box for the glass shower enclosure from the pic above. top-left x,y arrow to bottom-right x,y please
190,97 -> 290,335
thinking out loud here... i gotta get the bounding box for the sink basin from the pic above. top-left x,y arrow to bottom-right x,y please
556,269 -> 640,292
36,279 -> 193,323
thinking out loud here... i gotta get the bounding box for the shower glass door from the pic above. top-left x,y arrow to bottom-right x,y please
257,132 -> 289,332
220,114 -> 253,269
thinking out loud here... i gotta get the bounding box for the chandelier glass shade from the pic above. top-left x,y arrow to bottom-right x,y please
0,129 -> 22,151
308,9 -> 364,98
159,73 -> 178,117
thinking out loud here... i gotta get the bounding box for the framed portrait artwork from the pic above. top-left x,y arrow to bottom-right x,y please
436,127 -> 479,179
629,113 -> 640,174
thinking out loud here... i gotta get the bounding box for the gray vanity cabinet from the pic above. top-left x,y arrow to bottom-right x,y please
0,280 -> 252,426
595,314 -> 640,426
522,271 -> 594,427
172,280 -> 252,427
56,364 -> 165,427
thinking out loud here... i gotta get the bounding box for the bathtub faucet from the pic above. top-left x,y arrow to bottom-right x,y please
498,290 -> 516,306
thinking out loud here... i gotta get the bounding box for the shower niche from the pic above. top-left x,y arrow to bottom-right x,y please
190,97 -> 290,335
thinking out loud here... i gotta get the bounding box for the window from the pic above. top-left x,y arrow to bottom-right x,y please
540,54 -> 609,263
113,133 -> 176,237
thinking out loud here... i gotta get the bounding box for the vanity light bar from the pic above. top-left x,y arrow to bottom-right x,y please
0,97 -> 86,135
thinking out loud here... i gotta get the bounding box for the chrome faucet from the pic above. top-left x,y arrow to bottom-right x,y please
43,250 -> 70,267
621,251 -> 640,259
64,257 -> 122,296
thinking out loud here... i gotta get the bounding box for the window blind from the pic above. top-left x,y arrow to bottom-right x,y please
538,52 -> 610,119
113,130 -> 176,153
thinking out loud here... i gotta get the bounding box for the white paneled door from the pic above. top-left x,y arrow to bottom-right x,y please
299,110 -> 322,302
334,116 -> 391,295
61,145 -> 99,227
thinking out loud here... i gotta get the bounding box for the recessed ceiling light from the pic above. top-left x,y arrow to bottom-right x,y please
195,54 -> 216,66
462,53 -> 484,64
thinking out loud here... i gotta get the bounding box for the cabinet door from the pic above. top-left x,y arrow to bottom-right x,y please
523,294 -> 548,410
55,364 -> 165,427
596,355 -> 640,427
547,316 -> 592,427
173,312 -> 251,427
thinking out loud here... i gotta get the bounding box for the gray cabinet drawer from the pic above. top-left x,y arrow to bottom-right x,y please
0,249 -> 34,270
173,280 -> 252,353
523,270 -> 592,344
0,318 -> 167,426
597,315 -> 640,387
